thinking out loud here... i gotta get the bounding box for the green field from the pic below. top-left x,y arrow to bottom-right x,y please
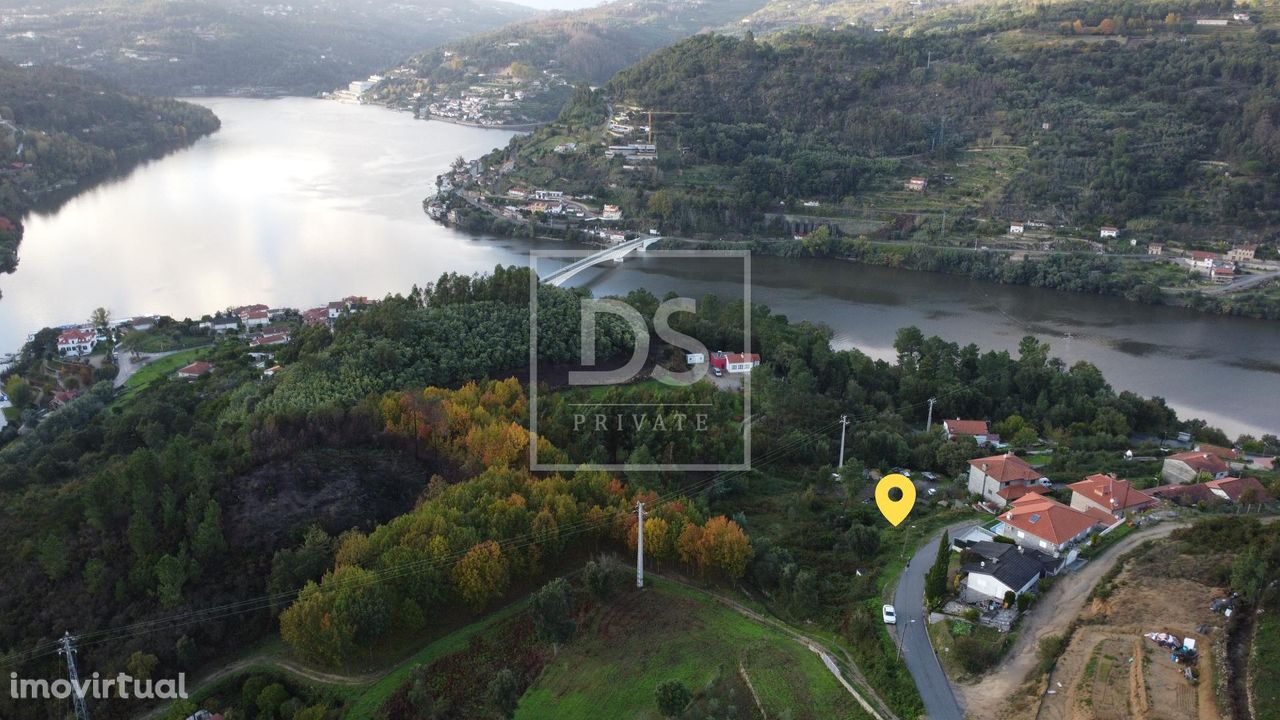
118,347 -> 211,400
516,579 -> 865,720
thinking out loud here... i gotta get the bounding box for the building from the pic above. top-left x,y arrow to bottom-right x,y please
1009,222 -> 1025,234
960,541 -> 1056,602
1067,474 -> 1156,519
710,351 -> 761,374
263,365 -> 283,378
943,419 -> 996,445
241,309 -> 270,328
129,316 -> 159,331
249,332 -> 291,348
302,307 -> 329,327
176,361 -> 213,379
601,205 -> 623,221
1188,251 -> 1220,269
1162,451 -> 1231,484
905,177 -> 927,192
533,189 -> 564,201
207,315 -> 239,333
1150,476 -> 1272,506
1099,226 -> 1119,239
968,453 -> 1048,507
1194,443 -> 1240,461
57,328 -> 97,357
996,494 -> 1102,557
1227,245 -> 1257,262
1211,266 -> 1235,284
1147,243 -> 1164,256
1196,18 -> 1228,25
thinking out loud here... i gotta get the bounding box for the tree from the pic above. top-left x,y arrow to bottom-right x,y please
486,668 -> 520,719
531,577 -> 575,644
924,532 -> 950,609
125,651 -> 159,681
256,683 -> 291,720
452,540 -> 509,609
583,556 -> 623,600
154,552 -> 188,609
191,499 -> 226,561
90,306 -> 111,332
655,679 -> 691,717
3,375 -> 34,409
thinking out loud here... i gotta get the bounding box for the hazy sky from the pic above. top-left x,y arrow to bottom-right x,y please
516,0 -> 603,10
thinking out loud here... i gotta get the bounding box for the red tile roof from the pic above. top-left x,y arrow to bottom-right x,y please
997,484 -> 1049,501
1205,477 -> 1272,504
177,361 -> 212,377
1190,251 -> 1219,260
944,419 -> 989,437
1194,443 -> 1240,460
58,328 -> 96,344
725,353 -> 760,364
249,332 -> 290,347
1002,494 -> 1101,546
1168,451 -> 1229,476
970,453 -> 1041,483
1067,474 -> 1156,513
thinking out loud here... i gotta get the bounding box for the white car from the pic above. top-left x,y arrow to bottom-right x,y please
882,604 -> 897,625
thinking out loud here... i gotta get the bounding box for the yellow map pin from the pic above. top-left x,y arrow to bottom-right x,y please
875,473 -> 916,527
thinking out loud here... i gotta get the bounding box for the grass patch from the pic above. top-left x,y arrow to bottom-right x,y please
116,348 -> 210,400
516,578 -> 866,720
1253,611 -> 1280,719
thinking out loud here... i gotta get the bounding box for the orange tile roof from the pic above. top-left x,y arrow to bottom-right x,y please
1067,474 -> 1156,513
1002,494 -> 1101,546
970,453 -> 1040,483
944,419 -> 990,436
1168,451 -> 1229,476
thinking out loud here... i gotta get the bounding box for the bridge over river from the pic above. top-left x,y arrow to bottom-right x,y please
541,236 -> 663,286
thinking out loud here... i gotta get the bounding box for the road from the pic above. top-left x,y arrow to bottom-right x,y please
113,347 -> 206,388
893,525 -> 970,720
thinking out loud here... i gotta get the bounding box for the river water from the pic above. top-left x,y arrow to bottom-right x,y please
1,97 -> 1275,437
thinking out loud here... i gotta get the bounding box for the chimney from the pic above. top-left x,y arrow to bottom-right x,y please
980,561 -> 985,569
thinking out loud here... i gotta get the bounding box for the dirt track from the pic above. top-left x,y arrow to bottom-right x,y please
956,522 -> 1190,718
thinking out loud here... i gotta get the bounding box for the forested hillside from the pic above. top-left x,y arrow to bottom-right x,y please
0,59 -> 220,274
2,266 -> 1268,720
0,0 -> 534,96
369,0 -> 772,122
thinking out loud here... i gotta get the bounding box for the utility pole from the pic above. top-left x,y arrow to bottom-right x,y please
59,632 -> 90,720
837,414 -> 850,470
636,502 -> 645,589
925,397 -> 937,433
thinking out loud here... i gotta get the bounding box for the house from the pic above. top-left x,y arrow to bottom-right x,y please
1211,266 -> 1235,284
242,309 -> 270,328
1067,474 -> 1156,519
1099,226 -> 1119,239
249,332 -> 291,348
302,307 -> 329,327
1150,477 -> 1272,506
1009,222 -> 1025,234
601,204 -> 623,221
1196,18 -> 1228,25
1147,243 -> 1164,256
1195,443 -> 1241,461
533,189 -> 563,201
959,541 -> 1056,602
232,303 -> 268,317
1232,12 -> 1252,22
263,365 -> 283,378
1227,245 -> 1257,262
51,389 -> 82,409
208,315 -> 239,333
943,419 -> 996,445
968,453 -> 1049,507
905,177 -> 927,192
129,316 -> 159,332
1188,251 -> 1219,269
1162,451 -> 1231,484
176,361 -> 213,379
996,494 -> 1102,557
710,351 -> 761,374
57,328 -> 97,357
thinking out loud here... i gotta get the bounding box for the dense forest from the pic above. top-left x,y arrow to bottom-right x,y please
0,58 -> 220,273
0,0 -> 533,96
2,266 -> 1268,720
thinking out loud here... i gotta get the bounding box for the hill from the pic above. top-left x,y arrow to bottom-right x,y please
0,59 -> 220,274
367,0 -> 772,125
442,1 -> 1280,317
0,0 -> 534,97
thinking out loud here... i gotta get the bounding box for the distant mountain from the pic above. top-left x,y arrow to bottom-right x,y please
369,0 -> 772,124
0,0 -> 536,96
0,59 -> 220,275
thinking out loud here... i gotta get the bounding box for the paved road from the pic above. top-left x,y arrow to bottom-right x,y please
893,525 -> 971,720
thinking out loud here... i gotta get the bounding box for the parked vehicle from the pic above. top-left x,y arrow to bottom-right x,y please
882,604 -> 897,624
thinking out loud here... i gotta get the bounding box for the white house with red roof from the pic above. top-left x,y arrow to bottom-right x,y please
709,351 -> 761,374
249,331 -> 291,348
1162,451 -> 1231,484
1099,226 -> 1119,239
968,453 -> 1049,507
1068,474 -> 1156,520
996,494 -> 1102,558
943,419 -> 995,445
57,328 -> 98,357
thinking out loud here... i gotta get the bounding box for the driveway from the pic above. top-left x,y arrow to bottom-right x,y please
893,524 -> 971,720
113,348 -> 202,389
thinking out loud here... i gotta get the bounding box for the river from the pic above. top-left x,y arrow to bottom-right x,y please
1,97 -> 1275,438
